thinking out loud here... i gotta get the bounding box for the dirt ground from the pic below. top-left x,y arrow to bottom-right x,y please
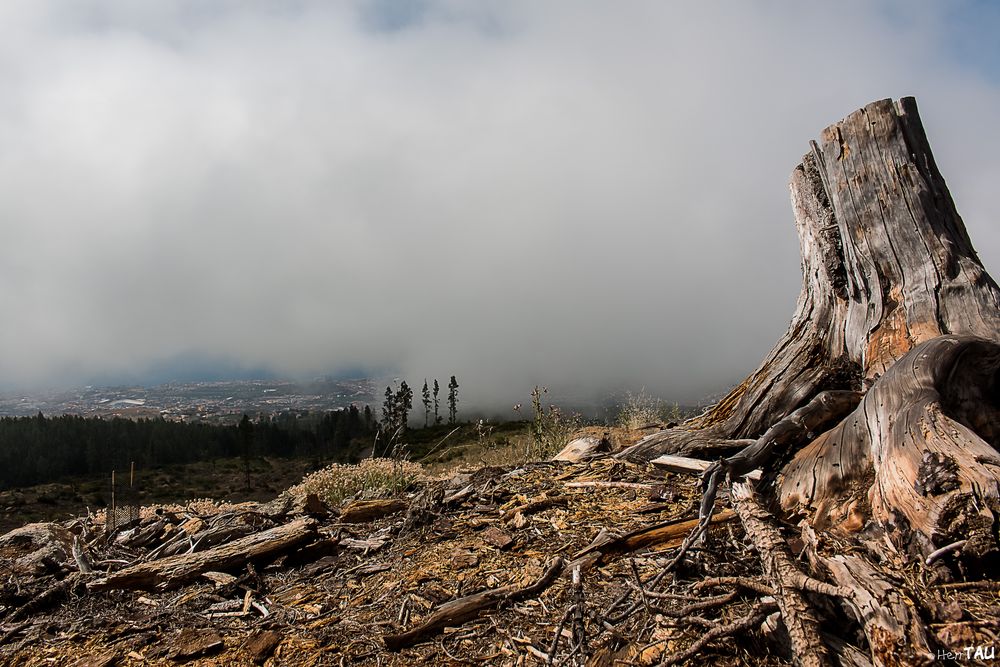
1,448 -> 997,666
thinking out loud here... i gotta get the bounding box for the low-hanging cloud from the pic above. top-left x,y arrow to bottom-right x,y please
1,1 -> 998,411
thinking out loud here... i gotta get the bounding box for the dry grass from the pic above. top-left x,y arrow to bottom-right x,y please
93,498 -> 256,525
616,389 -> 680,429
287,458 -> 427,506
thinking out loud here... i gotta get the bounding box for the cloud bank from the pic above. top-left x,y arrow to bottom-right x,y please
1,1 -> 998,410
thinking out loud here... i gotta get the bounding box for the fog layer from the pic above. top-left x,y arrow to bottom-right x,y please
1,1 -> 998,410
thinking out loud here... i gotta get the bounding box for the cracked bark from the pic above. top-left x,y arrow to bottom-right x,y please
618,97 -> 1000,557
620,97 -> 1000,455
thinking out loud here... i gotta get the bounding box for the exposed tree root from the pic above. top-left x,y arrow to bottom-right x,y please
731,482 -> 848,667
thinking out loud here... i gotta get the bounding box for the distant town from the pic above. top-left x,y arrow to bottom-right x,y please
0,377 -> 376,424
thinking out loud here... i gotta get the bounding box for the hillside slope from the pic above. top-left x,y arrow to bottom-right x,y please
1,449 -> 996,665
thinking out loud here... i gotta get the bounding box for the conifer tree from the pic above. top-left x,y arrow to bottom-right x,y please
447,376 -> 459,424
421,380 -> 431,428
396,381 -> 413,433
381,386 -> 396,433
433,379 -> 441,425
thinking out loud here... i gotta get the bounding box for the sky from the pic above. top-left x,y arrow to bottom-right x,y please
1,1 -> 999,410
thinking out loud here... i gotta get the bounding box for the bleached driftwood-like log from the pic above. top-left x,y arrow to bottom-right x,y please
87,517 -> 318,592
650,454 -> 761,480
552,436 -> 609,462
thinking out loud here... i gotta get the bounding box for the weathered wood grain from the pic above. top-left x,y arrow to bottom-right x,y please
780,335 -> 1000,555
616,97 -> 1000,562
651,454 -> 762,480
87,517 -> 318,592
619,96 -> 1000,457
821,553 -> 931,667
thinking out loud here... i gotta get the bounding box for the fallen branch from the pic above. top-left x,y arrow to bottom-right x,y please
0,620 -> 31,647
935,581 -> 1000,592
925,540 -> 967,566
657,601 -> 779,666
503,494 -> 569,520
383,557 -> 564,651
574,511 -> 735,562
731,482 -> 841,667
87,517 -> 318,593
8,574 -> 82,622
693,577 -> 776,596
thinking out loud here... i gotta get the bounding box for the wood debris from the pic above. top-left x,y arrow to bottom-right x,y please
0,452 -> 995,666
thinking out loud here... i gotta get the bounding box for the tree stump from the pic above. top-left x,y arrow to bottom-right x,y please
620,97 -> 1000,561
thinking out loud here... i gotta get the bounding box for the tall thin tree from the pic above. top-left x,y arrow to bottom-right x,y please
396,381 -> 413,433
421,380 -> 431,428
381,386 -> 396,433
433,379 -> 441,425
447,376 -> 459,424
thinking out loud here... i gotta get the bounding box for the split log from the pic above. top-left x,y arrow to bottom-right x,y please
338,498 -> 408,523
121,518 -> 167,549
383,556 -> 564,651
87,517 -> 318,592
552,436 -> 609,462
158,523 -> 258,558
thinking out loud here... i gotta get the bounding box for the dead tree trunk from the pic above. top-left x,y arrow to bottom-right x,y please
619,97 -> 1000,558
87,517 -> 318,592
